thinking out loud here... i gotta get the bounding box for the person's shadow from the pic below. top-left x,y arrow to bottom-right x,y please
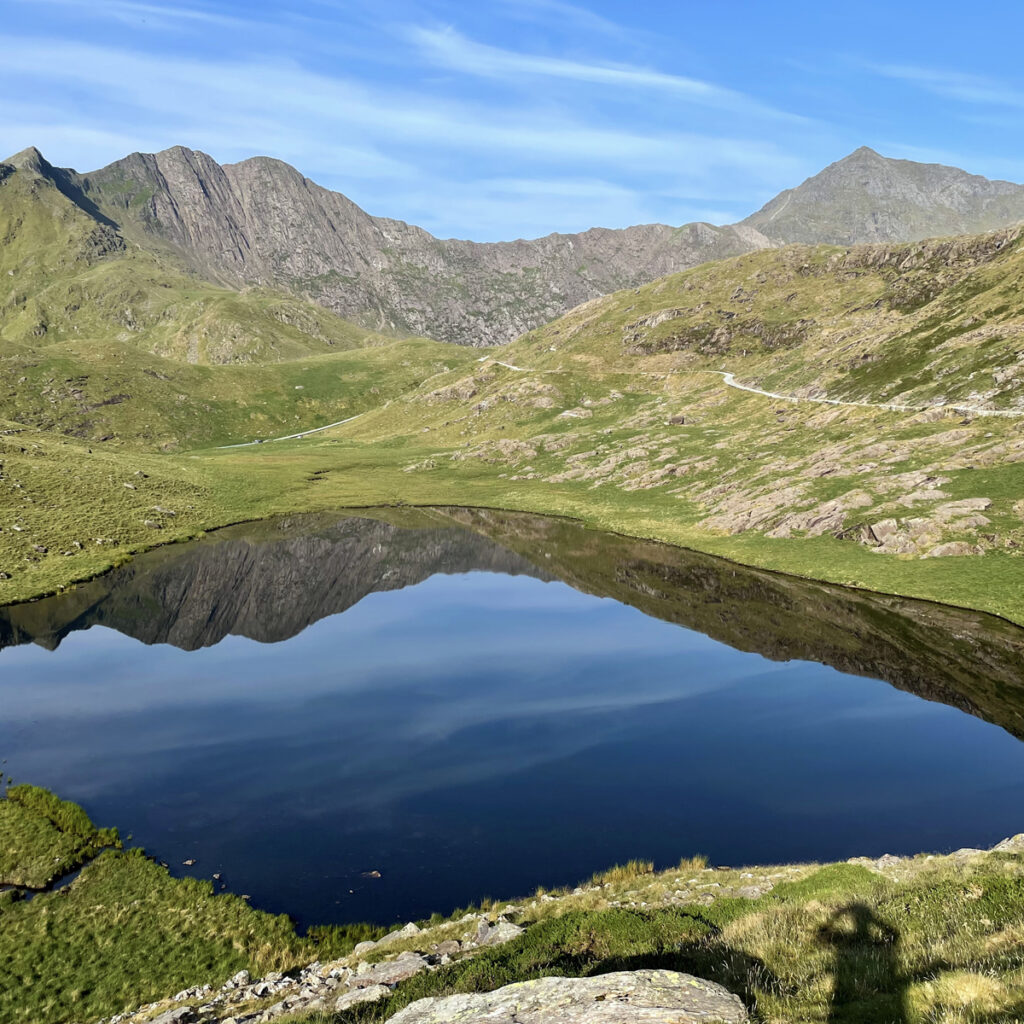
818,903 -> 906,1023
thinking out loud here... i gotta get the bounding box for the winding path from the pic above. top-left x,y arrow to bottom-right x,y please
705,370 -> 1023,419
215,356 -> 1023,448
215,409 -> 381,449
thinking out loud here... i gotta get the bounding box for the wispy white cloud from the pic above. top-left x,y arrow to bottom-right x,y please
409,25 -> 807,122
10,0 -> 254,30
487,0 -> 628,38
0,6 -> 815,239
867,63 -> 1024,110
0,35 -> 802,182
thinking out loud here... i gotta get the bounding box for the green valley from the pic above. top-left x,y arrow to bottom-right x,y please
3,142 -> 1024,624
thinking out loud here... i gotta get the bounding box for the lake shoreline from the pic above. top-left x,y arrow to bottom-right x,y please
6,783 -> 1024,1024
3,499 -> 1022,630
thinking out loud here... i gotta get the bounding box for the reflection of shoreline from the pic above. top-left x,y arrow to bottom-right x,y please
1,507 -> 1023,740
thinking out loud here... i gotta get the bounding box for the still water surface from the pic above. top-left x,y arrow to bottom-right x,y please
2,509 -> 1023,926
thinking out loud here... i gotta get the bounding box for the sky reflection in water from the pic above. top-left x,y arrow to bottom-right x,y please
2,571 -> 1022,927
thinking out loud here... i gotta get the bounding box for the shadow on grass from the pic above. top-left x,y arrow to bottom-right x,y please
818,903 -> 905,1023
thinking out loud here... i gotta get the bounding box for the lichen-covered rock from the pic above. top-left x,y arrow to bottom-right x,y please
335,984 -> 392,1011
352,952 -> 429,988
387,970 -> 747,1023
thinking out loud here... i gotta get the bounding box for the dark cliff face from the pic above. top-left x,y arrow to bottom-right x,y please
3,508 -> 1024,741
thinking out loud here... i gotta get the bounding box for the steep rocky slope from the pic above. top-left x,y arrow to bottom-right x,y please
23,143 -> 1021,347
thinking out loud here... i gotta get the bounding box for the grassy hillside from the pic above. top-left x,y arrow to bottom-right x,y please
507,227 -> 1024,412
0,152 -> 476,449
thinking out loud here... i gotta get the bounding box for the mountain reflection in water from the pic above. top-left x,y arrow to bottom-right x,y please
2,507 -> 1023,927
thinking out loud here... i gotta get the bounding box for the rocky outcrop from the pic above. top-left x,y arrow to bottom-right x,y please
99,910 -> 526,1024
388,970 -> 748,1024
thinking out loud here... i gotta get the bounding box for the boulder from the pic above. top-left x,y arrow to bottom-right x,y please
379,921 -> 423,945
335,984 -> 392,1011
474,918 -> 525,946
352,953 -> 428,988
387,970 -> 748,1023
149,1009 -> 197,1024
924,541 -> 982,557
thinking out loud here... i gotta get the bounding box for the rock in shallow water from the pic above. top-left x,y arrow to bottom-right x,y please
387,969 -> 748,1023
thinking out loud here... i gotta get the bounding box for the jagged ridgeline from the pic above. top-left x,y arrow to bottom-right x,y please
10,142 -> 1024,348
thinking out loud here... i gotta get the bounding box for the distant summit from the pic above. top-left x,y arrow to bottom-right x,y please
4,143 -> 1024,345
742,147 -> 1024,246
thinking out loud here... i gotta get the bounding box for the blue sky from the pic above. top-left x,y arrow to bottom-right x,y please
3,0 -> 1024,240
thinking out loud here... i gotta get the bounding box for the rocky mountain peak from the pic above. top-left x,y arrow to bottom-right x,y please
3,145 -> 51,176
742,146 -> 1024,246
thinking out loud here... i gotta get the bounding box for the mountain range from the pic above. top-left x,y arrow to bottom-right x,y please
6,143 -> 1024,348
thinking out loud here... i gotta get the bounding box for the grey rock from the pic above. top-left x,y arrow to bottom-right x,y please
352,953 -> 428,988
431,940 -> 461,956
379,921 -> 423,944
993,833 -> 1024,852
475,918 -> 524,946
335,984 -> 392,1011
387,970 -> 748,1023
148,1009 -> 196,1024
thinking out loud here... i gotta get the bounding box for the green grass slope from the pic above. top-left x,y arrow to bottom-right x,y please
506,226 -> 1024,412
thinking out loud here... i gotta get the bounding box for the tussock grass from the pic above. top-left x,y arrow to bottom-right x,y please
592,860 -> 656,886
0,785 -> 119,888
